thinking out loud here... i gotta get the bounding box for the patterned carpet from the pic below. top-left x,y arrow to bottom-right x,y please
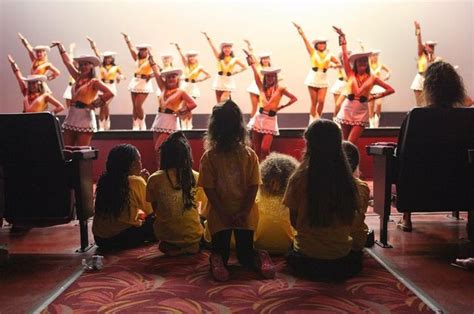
44,245 -> 433,313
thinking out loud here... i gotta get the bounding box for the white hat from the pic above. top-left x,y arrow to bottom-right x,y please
348,51 -> 373,65
101,51 -> 117,57
261,67 -> 281,75
312,38 -> 328,46
257,52 -> 272,58
424,40 -> 438,46
338,50 -> 352,59
73,55 -> 101,67
185,50 -> 199,57
33,45 -> 50,52
160,53 -> 174,59
371,49 -> 381,55
22,74 -> 47,82
219,41 -> 234,49
161,68 -> 182,77
136,43 -> 152,50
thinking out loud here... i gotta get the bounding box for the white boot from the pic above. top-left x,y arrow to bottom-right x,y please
182,118 -> 193,130
105,117 -> 111,130
139,115 -> 147,130
309,114 -> 318,125
98,119 -> 105,131
369,116 -> 375,128
373,114 -> 380,128
132,118 -> 140,131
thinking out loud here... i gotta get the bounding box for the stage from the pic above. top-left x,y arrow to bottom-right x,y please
90,126 -> 399,181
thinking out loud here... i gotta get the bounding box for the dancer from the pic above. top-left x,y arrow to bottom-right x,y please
244,39 -> 272,119
330,51 -> 351,119
368,50 -> 391,128
410,21 -> 441,106
245,52 -> 297,160
8,55 -> 64,114
148,54 -> 197,169
332,26 -> 394,143
122,32 -> 154,130
173,43 -> 211,129
18,33 -> 60,93
87,36 -> 125,131
62,43 -> 77,108
292,22 -> 341,123
51,41 -> 114,146
202,32 -> 247,102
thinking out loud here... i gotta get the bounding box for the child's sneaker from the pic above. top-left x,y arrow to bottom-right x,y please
256,250 -> 275,279
210,253 -> 229,282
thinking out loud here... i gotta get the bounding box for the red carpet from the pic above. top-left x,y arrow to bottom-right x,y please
44,245 -> 433,313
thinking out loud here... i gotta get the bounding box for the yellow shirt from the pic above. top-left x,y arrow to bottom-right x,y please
254,191 -> 295,254
184,63 -> 203,81
417,53 -> 429,73
31,58 -> 51,75
146,169 -> 204,247
310,50 -> 331,70
370,61 -> 382,78
198,145 -> 262,235
351,178 -> 370,251
92,176 -> 153,239
23,93 -> 48,112
71,78 -> 99,105
100,65 -> 121,81
217,56 -> 237,74
259,86 -> 287,111
135,58 -> 153,76
283,170 -> 353,259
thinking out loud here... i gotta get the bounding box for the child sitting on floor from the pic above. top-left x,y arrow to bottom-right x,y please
93,144 -> 155,249
146,131 -> 204,256
254,153 -> 299,255
198,99 -> 275,282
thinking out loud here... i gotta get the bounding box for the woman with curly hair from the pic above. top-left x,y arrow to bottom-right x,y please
93,144 -> 155,249
146,132 -> 204,256
398,61 -> 469,232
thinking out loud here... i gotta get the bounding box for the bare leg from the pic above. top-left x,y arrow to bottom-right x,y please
153,132 -> 170,170
215,91 -> 224,103
341,124 -> 352,141
261,134 -> 274,161
133,93 -> 148,120
251,131 -> 263,160
334,94 -> 346,118
76,132 -> 94,146
347,125 -> 365,144
63,129 -> 76,146
414,91 -> 424,107
333,94 -> 340,117
316,87 -> 327,118
131,93 -> 137,120
368,100 -> 375,128
249,93 -> 259,117
308,87 -> 318,120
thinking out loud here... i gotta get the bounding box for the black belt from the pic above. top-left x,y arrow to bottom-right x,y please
347,94 -> 368,103
259,107 -> 277,117
418,72 -> 425,76
134,73 -> 153,79
68,82 -> 73,86
158,108 -> 175,114
73,101 -> 89,109
102,79 -> 115,84
218,71 -> 232,76
184,78 -> 196,83
312,67 -> 328,73
338,77 -> 344,81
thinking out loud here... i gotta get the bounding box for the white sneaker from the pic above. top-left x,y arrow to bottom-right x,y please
373,114 -> 380,128
98,119 -> 105,131
139,115 -> 147,130
132,119 -> 140,131
105,117 -> 111,130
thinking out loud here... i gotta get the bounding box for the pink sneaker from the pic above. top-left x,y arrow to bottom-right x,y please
210,253 -> 229,282
256,250 -> 276,279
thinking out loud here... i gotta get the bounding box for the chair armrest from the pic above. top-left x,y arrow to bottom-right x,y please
366,142 -> 397,156
63,148 -> 98,161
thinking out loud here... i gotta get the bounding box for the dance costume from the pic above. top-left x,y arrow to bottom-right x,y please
150,89 -> 182,133
63,79 -> 99,132
304,50 -> 332,88
31,58 -> 53,93
330,68 -> 348,95
128,58 -> 154,93
248,87 -> 287,136
100,65 -> 121,98
410,53 -> 428,91
23,93 -> 48,112
212,56 -> 237,91
370,62 -> 386,94
246,64 -> 264,95
181,63 -> 203,98
334,77 -> 370,127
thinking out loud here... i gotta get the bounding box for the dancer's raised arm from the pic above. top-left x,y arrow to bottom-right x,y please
414,21 -> 424,57
51,41 -> 79,80
149,54 -> 165,91
122,32 -> 137,61
333,26 -> 351,76
172,42 -> 187,67
8,54 -> 27,96
293,22 -> 314,56
86,36 -> 101,58
18,33 -> 35,62
201,32 -> 220,59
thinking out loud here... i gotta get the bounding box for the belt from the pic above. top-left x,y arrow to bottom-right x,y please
418,72 -> 425,76
184,78 -> 196,83
101,79 -> 115,84
338,77 -> 344,81
72,101 -> 89,109
312,67 -> 328,73
347,94 -> 368,103
68,82 -> 73,86
158,108 -> 175,114
259,107 -> 277,117
134,73 -> 153,79
218,71 -> 232,76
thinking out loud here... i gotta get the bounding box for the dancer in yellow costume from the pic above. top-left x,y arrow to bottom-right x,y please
202,32 -> 247,102
410,21 -> 441,106
51,41 -> 114,146
8,55 -> 64,114
330,50 -> 352,119
87,37 -> 125,131
244,39 -> 273,119
292,22 -> 341,123
122,32 -> 154,130
18,33 -> 61,94
368,50 -> 391,128
173,43 -> 211,130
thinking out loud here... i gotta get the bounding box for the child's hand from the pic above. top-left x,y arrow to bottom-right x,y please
140,168 -> 150,181
137,209 -> 146,220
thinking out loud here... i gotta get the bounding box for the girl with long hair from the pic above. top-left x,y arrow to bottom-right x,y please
292,22 -> 341,123
283,119 -> 362,281
333,26 -> 395,143
201,32 -> 247,102
198,99 -> 275,282
93,144 -> 155,249
146,132 -> 204,256
8,55 -> 64,114
87,36 -> 125,131
51,41 -> 114,146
